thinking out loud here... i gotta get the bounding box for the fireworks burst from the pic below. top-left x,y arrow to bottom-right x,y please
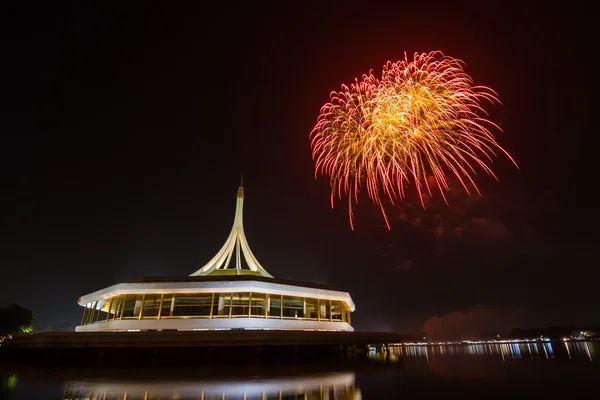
310,51 -> 517,229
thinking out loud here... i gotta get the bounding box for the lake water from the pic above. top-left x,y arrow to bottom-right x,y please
1,340 -> 598,399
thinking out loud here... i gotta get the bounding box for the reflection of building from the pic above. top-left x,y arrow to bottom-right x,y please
63,372 -> 361,400
76,186 -> 355,332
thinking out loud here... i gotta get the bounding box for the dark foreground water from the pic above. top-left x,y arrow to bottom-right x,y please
1,340 -> 598,399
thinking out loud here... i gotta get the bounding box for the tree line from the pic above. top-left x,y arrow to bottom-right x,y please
0,303 -> 34,341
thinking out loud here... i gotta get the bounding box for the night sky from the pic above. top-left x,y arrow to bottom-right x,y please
1,1 -> 597,336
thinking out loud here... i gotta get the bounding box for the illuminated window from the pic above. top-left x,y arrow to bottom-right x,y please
93,300 -> 109,322
269,296 -> 282,318
305,298 -> 318,319
320,300 -> 331,320
141,295 -> 161,318
250,293 -> 266,317
331,301 -> 343,321
173,294 -> 213,317
210,293 -> 218,317
109,296 -> 121,320
230,293 -> 250,317
282,296 -> 304,318
160,294 -> 174,317
121,294 -> 139,318
216,294 -> 231,317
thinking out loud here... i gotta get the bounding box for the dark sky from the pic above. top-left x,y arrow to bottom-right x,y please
1,1 -> 597,335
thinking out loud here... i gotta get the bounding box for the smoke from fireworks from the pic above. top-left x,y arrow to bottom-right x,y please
310,51 -> 517,229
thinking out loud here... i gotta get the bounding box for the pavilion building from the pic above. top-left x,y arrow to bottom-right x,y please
76,185 -> 355,332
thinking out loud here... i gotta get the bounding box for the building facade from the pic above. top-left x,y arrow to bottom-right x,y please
76,186 -> 355,332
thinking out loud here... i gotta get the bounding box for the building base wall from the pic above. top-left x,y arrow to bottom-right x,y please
75,318 -> 354,332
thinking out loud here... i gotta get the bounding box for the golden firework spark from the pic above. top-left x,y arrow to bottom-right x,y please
310,51 -> 517,229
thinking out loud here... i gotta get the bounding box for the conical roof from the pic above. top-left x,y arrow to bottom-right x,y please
190,186 -> 273,278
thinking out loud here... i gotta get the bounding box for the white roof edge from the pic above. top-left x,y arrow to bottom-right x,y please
78,280 -> 356,311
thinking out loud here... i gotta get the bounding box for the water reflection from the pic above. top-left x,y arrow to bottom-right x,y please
3,342 -> 599,399
62,372 -> 361,400
389,340 -> 596,362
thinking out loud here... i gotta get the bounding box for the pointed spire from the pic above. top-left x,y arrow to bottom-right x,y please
237,174 -> 244,198
190,185 -> 273,278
